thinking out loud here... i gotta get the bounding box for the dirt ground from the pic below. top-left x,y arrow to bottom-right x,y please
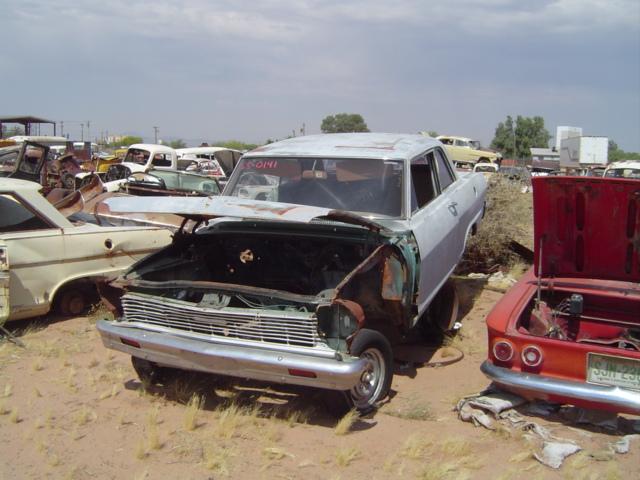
0,280 -> 638,480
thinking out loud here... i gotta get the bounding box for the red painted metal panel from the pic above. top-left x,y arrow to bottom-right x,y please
533,176 -> 640,283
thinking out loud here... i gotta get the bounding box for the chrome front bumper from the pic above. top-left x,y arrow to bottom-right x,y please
97,319 -> 368,391
481,361 -> 640,414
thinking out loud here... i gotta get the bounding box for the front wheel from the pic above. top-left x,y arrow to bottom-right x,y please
348,329 -> 393,413
131,357 -> 167,385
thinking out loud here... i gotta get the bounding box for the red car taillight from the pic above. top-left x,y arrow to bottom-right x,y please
492,340 -> 514,362
521,345 -> 543,367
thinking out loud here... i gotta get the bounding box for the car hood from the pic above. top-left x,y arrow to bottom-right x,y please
103,195 -> 389,233
533,176 -> 640,283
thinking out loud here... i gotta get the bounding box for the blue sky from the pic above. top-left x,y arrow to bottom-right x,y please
2,0 -> 639,151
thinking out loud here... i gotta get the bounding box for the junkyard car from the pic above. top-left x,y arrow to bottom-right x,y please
603,160 -> 640,180
96,133 -> 487,411
436,135 -> 501,166
0,178 -> 173,323
482,176 -> 640,414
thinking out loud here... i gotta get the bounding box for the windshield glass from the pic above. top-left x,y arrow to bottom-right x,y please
605,168 -> 640,179
132,170 -> 221,194
225,157 -> 404,217
124,148 -> 150,166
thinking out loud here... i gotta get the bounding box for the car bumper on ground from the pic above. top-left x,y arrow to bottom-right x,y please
481,360 -> 640,415
97,319 -> 368,391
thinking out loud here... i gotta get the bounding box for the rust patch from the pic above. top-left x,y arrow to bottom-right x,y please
333,299 -> 365,327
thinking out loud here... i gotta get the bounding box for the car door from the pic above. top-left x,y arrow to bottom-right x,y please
455,139 -> 475,163
408,150 -> 460,314
0,244 -> 8,325
432,147 -> 473,262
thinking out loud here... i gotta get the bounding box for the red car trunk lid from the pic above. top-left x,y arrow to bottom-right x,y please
533,176 -> 640,282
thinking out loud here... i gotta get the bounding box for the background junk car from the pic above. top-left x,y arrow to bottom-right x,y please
96,133 -> 487,411
0,178 -> 173,323
482,176 -> 640,415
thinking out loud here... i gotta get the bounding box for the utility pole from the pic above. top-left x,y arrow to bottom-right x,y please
80,123 -> 84,141
153,126 -> 159,144
60,121 -> 64,137
87,121 -> 91,143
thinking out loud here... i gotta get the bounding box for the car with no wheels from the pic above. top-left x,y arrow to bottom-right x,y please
96,133 -> 487,411
482,176 -> 640,415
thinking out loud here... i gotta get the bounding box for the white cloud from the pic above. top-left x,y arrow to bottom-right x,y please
4,0 -> 638,43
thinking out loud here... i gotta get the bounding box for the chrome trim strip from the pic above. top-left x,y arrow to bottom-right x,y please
481,361 -> 640,414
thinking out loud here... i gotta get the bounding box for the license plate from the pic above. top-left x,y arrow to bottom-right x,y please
587,353 -> 640,391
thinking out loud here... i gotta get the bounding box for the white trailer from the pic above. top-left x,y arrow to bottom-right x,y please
559,136 -> 608,168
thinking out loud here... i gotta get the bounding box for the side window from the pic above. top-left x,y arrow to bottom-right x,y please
20,146 -> 46,174
434,149 -> 455,191
152,154 -> 172,167
0,194 -> 52,233
410,153 -> 438,212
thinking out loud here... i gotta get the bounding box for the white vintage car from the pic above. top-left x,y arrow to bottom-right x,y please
0,178 -> 173,323
96,133 -> 487,411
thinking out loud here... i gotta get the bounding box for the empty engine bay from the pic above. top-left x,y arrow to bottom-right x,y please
519,288 -> 640,351
124,226 -> 387,312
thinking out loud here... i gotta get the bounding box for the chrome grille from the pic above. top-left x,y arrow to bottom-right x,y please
121,292 -> 321,347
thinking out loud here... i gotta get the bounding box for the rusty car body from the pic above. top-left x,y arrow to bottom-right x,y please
482,176 -> 640,414
0,178 -> 173,323
95,133 -> 487,411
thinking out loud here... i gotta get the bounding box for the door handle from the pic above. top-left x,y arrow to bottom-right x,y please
448,202 -> 458,216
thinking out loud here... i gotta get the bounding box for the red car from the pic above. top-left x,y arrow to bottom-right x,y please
482,176 -> 640,415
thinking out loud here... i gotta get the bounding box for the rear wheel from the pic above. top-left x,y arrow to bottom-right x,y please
347,329 -> 393,413
419,280 -> 459,337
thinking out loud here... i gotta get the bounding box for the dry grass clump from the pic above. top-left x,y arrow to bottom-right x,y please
183,394 -> 204,431
334,409 -> 358,436
74,405 -> 96,426
458,176 -> 532,274
203,444 -> 233,475
400,434 -> 433,460
335,446 -> 360,467
382,399 -> 436,421
8,407 -> 20,423
87,302 -> 114,324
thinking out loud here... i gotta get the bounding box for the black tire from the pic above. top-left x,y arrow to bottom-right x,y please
347,329 -> 394,413
131,357 -> 166,385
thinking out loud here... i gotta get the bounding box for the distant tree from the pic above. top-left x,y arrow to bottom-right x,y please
320,113 -> 369,133
491,115 -> 550,159
608,139 -> 640,162
213,140 -> 259,151
426,130 -> 438,138
168,139 -> 186,149
107,135 -> 143,147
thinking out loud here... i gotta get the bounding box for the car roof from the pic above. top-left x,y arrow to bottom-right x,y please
605,160 -> 640,169
245,133 -> 441,160
128,144 -> 176,153
176,147 -> 241,154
